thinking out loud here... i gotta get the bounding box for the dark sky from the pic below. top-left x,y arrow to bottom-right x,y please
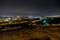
0,0 -> 60,16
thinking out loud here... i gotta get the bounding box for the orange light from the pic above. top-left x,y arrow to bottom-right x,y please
52,24 -> 55,26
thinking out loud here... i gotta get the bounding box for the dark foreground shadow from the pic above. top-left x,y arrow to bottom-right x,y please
29,37 -> 50,40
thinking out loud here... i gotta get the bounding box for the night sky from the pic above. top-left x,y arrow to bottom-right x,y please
0,0 -> 60,16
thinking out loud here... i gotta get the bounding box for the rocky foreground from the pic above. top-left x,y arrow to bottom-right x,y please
0,26 -> 60,40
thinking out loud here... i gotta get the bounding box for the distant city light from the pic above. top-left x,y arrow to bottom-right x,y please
33,16 -> 39,18
5,18 -> 11,20
28,16 -> 33,18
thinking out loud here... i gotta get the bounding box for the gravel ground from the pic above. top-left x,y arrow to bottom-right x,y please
0,26 -> 60,40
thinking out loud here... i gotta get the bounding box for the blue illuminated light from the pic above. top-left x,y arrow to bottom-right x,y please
43,20 -> 46,23
45,23 -> 48,24
42,19 -> 49,24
